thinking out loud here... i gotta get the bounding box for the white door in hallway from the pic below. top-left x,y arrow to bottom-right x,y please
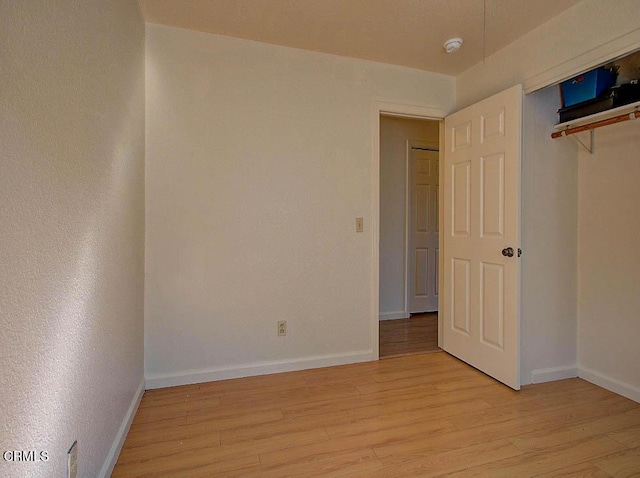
442,84 -> 522,390
409,147 -> 439,313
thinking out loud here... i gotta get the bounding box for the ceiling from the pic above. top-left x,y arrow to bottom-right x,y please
139,0 -> 580,76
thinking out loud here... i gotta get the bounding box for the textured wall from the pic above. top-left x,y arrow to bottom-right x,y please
379,116 -> 439,319
521,87 -> 578,384
578,120 -> 640,400
145,24 -> 455,385
0,2 -> 145,477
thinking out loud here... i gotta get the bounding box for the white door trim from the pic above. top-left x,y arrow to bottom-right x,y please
372,101 -> 448,360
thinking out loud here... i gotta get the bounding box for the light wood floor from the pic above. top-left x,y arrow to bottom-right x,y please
379,313 -> 439,358
113,352 -> 640,477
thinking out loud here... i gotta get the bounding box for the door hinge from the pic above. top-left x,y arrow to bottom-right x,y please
517,248 -> 522,257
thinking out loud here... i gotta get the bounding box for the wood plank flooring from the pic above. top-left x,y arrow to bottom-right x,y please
113,352 -> 640,477
379,313 -> 439,358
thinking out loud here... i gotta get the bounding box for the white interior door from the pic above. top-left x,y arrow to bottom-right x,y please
409,147 -> 439,313
442,84 -> 522,390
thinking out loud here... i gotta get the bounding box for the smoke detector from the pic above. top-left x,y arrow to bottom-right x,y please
444,38 -> 463,54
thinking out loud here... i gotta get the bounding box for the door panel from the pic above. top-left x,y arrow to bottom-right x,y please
416,184 -> 430,232
452,161 -> 471,236
481,153 -> 504,237
481,261 -> 504,349
451,258 -> 471,334
481,108 -> 505,142
453,121 -> 472,150
442,84 -> 522,390
415,248 -> 429,296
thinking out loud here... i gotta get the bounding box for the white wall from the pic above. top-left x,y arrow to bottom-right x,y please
145,24 -> 455,386
522,87 -> 579,385
379,117 -> 439,320
578,121 -> 640,401
0,2 -> 145,477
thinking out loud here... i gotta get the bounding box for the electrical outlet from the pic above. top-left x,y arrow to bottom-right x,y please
277,320 -> 287,336
67,441 -> 77,478
356,217 -> 364,233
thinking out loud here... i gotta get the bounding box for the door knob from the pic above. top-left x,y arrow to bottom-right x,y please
501,247 -> 514,257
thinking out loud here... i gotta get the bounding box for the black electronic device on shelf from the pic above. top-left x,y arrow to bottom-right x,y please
558,81 -> 640,124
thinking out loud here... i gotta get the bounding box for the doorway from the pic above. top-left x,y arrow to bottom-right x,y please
379,115 -> 440,358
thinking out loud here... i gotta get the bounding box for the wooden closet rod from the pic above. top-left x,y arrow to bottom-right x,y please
552,110 -> 640,138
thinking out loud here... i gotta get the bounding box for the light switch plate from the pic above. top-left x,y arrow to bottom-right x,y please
356,217 -> 364,233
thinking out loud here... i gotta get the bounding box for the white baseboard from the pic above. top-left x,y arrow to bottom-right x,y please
145,350 -> 374,389
379,311 -> 408,321
579,366 -> 640,404
98,378 -> 145,478
531,365 -> 578,384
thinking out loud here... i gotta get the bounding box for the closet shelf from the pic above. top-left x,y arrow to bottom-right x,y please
552,100 -> 640,139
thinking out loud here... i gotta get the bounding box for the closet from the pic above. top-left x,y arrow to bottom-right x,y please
519,48 -> 640,400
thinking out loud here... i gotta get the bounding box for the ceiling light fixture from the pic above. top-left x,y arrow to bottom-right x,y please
443,38 -> 463,54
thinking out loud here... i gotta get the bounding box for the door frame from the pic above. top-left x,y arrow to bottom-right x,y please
372,101 -> 449,360
405,140 -> 440,316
